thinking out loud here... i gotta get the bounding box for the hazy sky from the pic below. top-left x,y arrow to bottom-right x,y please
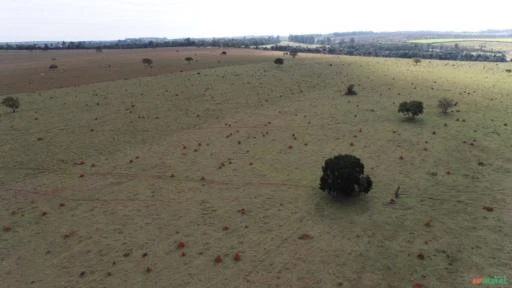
1,0 -> 511,42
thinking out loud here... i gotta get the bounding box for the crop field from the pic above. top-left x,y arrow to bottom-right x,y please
447,41 -> 512,52
409,39 -> 512,55
0,48 -> 281,96
1,49 -> 511,288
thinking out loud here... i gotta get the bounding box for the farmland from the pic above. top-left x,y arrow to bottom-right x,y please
408,38 -> 512,52
0,48 -> 281,96
409,38 -> 512,44
1,49 -> 511,288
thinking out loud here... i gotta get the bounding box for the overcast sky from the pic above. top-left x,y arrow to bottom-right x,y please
1,0 -> 511,42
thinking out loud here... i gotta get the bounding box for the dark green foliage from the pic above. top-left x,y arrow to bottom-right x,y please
274,58 -> 284,65
269,41 -> 507,63
398,100 -> 424,118
413,58 -> 422,64
1,96 -> 20,112
320,154 -> 373,199
398,101 -> 408,113
344,84 -> 357,96
288,34 -> 316,44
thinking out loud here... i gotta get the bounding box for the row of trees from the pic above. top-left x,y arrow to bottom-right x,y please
0,36 -> 281,51
288,34 -> 319,44
264,42 -> 508,62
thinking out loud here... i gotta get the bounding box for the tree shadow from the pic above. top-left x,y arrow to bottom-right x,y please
399,116 -> 425,124
313,189 -> 372,218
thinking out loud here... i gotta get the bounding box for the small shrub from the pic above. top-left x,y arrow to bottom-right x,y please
289,49 -> 298,58
220,51 -> 227,55
49,64 -> 58,70
398,100 -> 424,119
274,58 -> 284,65
344,84 -> 357,96
185,57 -> 194,63
142,58 -> 153,67
505,69 -> 511,73
1,96 -> 20,112
413,58 -> 422,64
437,97 -> 457,113
319,154 -> 373,199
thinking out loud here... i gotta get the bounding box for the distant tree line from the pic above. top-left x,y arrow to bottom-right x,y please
264,41 -> 507,62
0,36 -> 281,51
288,34 -> 319,44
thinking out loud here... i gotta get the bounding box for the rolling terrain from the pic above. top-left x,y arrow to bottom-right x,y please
1,50 -> 511,287
0,48 -> 280,96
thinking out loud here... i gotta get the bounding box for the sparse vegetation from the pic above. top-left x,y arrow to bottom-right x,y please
1,47 -> 511,288
289,49 -> 298,58
220,51 -> 227,55
398,100 -> 424,119
319,154 -> 373,199
437,97 -> 457,113
185,57 -> 194,63
344,84 -> 357,95
274,58 -> 284,65
413,58 -> 422,64
142,58 -> 153,67
1,96 -> 20,112
49,64 -> 58,70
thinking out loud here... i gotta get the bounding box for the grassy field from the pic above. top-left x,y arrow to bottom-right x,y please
1,49 -> 511,288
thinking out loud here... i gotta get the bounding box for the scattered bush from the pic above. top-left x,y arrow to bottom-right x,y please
437,97 -> 457,113
289,49 -> 298,58
413,58 -> 422,64
505,69 -> 511,73
344,84 -> 357,96
398,100 -> 424,119
49,64 -> 58,70
274,58 -> 284,65
1,96 -> 20,112
220,51 -> 227,55
95,47 -> 103,53
319,154 -> 373,199
185,57 -> 194,63
142,58 -> 153,67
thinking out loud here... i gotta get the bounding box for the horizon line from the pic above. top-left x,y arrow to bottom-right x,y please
2,28 -> 512,44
